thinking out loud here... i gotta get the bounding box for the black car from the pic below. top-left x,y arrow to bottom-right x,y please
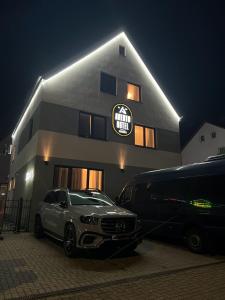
117,155 -> 225,253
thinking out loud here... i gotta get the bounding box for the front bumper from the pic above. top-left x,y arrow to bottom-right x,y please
78,229 -> 142,249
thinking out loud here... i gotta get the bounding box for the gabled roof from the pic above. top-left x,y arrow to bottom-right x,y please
12,32 -> 180,140
181,121 -> 225,150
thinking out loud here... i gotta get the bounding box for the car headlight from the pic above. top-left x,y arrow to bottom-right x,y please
80,215 -> 99,225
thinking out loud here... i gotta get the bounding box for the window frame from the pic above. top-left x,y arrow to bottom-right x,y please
100,72 -> 117,96
78,111 -> 107,141
53,165 -> 104,191
126,82 -> 141,103
134,124 -> 156,149
119,45 -> 126,57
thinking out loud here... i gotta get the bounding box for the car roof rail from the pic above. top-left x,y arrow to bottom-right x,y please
205,154 -> 225,162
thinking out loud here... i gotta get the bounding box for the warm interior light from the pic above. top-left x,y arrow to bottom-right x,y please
71,168 -> 88,190
127,83 -> 140,101
145,127 -> 155,148
89,170 -> 102,190
135,125 -> 144,146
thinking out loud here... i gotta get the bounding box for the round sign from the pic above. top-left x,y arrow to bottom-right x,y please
112,104 -> 133,136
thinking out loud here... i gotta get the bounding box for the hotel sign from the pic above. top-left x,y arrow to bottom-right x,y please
112,104 -> 133,136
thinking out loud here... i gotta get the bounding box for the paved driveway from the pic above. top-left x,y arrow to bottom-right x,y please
0,233 -> 224,299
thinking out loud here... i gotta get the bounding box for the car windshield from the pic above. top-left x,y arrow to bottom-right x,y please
69,191 -> 114,206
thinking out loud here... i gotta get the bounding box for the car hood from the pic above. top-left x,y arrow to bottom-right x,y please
69,205 -> 136,218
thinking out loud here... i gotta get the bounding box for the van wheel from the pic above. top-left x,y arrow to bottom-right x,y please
34,215 -> 44,239
64,223 -> 79,257
185,228 -> 206,254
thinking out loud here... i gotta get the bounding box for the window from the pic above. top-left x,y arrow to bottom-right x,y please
54,167 -> 103,191
100,72 -> 116,95
211,132 -> 216,139
127,83 -> 140,102
56,191 -> 67,203
200,135 -> 205,142
44,191 -> 56,203
134,125 -> 144,146
218,147 -> 225,155
79,112 -> 106,140
119,45 -> 126,57
54,167 -> 69,188
134,125 -> 155,148
89,169 -> 102,190
71,168 -> 88,190
79,112 -> 91,137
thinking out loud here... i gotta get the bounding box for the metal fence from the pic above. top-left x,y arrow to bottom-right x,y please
0,198 -> 31,233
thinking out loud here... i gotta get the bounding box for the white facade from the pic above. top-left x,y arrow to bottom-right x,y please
182,122 -> 225,165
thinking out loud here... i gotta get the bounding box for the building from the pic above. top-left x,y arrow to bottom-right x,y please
0,135 -> 11,195
182,122 -> 225,165
9,32 -> 181,227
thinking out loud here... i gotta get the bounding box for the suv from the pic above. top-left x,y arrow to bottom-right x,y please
34,189 -> 141,256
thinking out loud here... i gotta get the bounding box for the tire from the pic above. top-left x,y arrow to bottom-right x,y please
34,215 -> 44,239
185,227 -> 207,254
63,223 -> 79,257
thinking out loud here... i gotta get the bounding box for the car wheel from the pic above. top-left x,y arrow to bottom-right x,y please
34,215 -> 44,239
64,223 -> 79,257
185,228 -> 206,254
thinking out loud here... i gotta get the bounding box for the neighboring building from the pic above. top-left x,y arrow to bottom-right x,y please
9,32 -> 181,228
182,122 -> 225,165
0,136 -> 11,195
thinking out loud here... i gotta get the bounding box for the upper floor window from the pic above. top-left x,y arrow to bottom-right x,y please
134,125 -> 155,148
211,132 -> 216,139
100,72 -> 116,96
119,45 -> 126,57
200,135 -> 205,142
127,83 -> 141,102
79,112 -> 106,140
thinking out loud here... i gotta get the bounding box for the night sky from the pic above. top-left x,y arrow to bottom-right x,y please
1,0 -> 225,146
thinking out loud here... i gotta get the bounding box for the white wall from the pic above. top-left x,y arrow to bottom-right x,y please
182,123 -> 225,165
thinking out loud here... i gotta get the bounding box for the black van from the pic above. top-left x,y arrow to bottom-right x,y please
117,155 -> 225,253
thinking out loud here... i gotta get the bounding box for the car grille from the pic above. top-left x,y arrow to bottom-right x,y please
101,217 -> 136,234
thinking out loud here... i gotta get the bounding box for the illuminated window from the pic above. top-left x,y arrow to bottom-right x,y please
54,167 -> 103,191
71,168 -> 88,190
134,125 -> 144,146
145,127 -> 155,148
127,83 -> 140,102
79,112 -> 106,140
55,167 -> 69,188
89,170 -> 102,190
100,72 -> 116,95
134,125 -> 155,148
119,45 -> 126,57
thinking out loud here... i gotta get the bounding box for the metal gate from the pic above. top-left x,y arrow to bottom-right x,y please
0,197 -> 31,233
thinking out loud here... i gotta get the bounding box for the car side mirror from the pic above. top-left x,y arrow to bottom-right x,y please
59,201 -> 68,208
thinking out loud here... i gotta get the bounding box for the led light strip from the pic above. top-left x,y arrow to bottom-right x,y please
12,32 -> 180,140
12,79 -> 44,140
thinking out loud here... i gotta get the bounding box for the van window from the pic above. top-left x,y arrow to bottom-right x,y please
133,182 -> 151,202
184,175 -> 225,204
120,185 -> 132,205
